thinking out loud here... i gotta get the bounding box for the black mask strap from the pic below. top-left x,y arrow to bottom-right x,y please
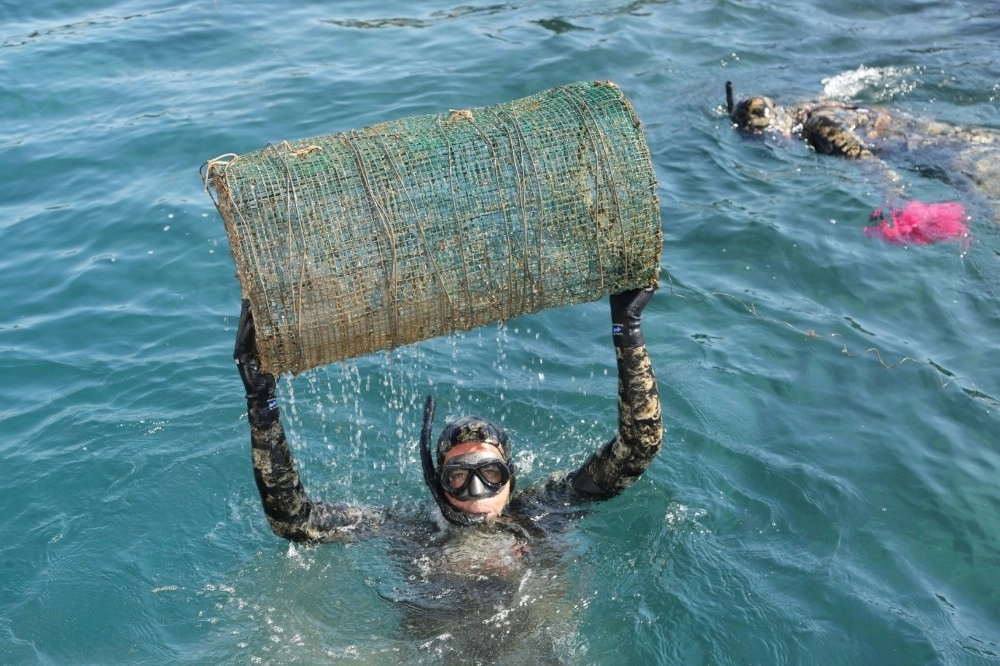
419,395 -> 486,527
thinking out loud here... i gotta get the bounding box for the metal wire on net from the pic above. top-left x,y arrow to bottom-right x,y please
203,81 -> 662,375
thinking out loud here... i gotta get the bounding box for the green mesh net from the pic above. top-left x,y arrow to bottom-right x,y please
204,81 -> 661,375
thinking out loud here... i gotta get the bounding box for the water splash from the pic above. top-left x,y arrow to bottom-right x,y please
821,65 -> 920,101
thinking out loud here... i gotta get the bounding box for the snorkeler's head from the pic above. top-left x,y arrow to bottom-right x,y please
437,416 -> 514,512
419,399 -> 516,526
731,95 -> 780,133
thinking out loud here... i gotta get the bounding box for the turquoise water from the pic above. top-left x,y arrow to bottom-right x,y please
3,0 -> 999,663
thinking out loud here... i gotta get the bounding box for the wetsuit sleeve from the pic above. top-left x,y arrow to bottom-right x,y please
801,107 -> 910,195
235,299 -> 383,543
249,412 -> 385,543
568,342 -> 663,500
802,111 -> 875,159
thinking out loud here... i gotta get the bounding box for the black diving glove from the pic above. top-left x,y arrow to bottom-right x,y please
234,299 -> 279,427
610,286 -> 656,348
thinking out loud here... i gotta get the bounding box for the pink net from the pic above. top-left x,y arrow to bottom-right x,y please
865,201 -> 969,246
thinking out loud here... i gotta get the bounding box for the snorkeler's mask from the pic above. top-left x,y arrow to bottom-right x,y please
440,452 -> 512,501
419,396 -> 516,527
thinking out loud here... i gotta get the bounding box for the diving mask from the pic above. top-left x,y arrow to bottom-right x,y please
440,452 -> 511,501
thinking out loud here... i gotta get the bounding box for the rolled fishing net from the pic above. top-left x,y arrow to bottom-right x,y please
203,81 -> 661,375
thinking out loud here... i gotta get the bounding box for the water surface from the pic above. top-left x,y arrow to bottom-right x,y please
2,1 -> 999,664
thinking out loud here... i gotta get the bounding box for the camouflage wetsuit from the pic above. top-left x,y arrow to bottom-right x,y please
730,91 -> 1000,222
235,289 -> 662,660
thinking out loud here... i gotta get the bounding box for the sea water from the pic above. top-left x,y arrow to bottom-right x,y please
2,1 -> 999,664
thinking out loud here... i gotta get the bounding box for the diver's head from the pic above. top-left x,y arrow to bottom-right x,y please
435,416 -> 513,520
731,95 -> 780,133
419,397 -> 516,526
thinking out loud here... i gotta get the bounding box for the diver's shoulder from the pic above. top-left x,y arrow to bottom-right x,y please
506,471 -> 592,534
509,471 -> 578,512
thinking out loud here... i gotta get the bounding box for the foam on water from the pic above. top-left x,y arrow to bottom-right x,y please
821,64 -> 921,101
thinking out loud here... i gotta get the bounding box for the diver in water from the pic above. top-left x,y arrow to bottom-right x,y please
726,80 -> 892,159
725,80 -> 1000,225
235,285 -> 662,541
235,287 -> 662,660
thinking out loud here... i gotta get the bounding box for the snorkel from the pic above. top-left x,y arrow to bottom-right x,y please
726,80 -> 735,115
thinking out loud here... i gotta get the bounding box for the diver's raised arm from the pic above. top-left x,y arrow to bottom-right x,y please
235,300 -> 384,543
569,287 -> 663,500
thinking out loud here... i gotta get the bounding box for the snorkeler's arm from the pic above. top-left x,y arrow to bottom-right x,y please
802,107 -> 909,195
568,287 -> 663,500
248,417 -> 384,543
801,109 -> 875,159
235,300 -> 384,543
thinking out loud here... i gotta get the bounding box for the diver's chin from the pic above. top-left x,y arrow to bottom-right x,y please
461,509 -> 495,522
451,504 -> 502,523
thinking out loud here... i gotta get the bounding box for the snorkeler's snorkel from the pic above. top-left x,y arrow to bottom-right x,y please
726,81 -> 735,115
419,395 -> 488,527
